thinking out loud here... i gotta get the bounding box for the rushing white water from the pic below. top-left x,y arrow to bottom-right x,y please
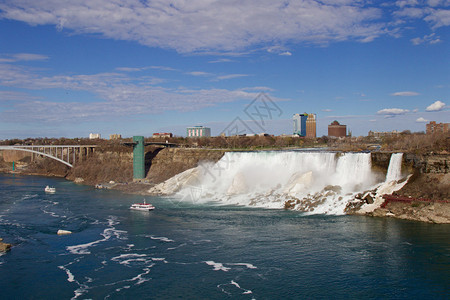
386,153 -> 403,182
150,151 -> 396,214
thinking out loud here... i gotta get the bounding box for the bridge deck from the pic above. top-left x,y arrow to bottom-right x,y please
0,145 -> 98,168
122,142 -> 178,147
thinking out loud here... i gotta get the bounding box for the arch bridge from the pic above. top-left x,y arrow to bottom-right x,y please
0,145 -> 97,168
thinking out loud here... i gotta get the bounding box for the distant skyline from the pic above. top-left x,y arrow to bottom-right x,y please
0,0 -> 448,139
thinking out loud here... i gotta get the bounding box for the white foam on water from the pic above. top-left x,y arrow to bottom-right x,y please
58,265 -> 75,282
66,217 -> 127,255
22,194 -> 38,200
123,244 -> 134,251
147,235 -> 174,242
167,242 -> 187,250
228,263 -> 257,269
151,257 -> 166,261
67,235 -> 107,255
111,253 -> 148,262
58,261 -> 90,300
231,280 -> 253,294
204,261 -> 231,272
130,267 -> 153,285
218,280 -> 254,297
41,208 -> 61,218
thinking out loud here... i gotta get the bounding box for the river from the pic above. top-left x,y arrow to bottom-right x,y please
0,174 -> 449,299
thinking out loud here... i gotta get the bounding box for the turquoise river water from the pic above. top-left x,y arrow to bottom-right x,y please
0,174 -> 449,299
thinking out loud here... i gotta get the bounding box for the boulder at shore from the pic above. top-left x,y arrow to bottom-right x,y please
57,230 -> 72,235
0,238 -> 12,252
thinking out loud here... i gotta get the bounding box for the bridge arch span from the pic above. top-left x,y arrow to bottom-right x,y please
0,145 -> 97,168
0,147 -> 73,167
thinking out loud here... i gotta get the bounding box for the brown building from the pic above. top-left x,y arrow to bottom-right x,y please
328,120 -> 346,137
368,130 -> 400,138
426,121 -> 449,134
305,113 -> 316,138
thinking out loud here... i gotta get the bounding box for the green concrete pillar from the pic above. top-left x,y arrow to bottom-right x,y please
133,136 -> 145,180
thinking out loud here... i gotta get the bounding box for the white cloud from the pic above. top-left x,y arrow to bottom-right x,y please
425,8 -> 450,28
322,109 -> 333,112
116,67 -> 143,72
394,2 -> 450,30
279,51 -> 292,56
240,86 -> 275,92
0,1 -> 387,53
396,0 -> 420,8
208,58 -> 234,64
411,33 -> 442,45
215,74 -> 249,80
187,71 -> 211,76
391,91 -> 420,96
426,100 -> 446,111
0,53 -> 48,63
427,0 -> 442,7
377,108 -> 410,115
0,90 -> 40,101
394,7 -> 426,18
416,117 -> 429,122
0,1 -> 448,54
13,53 -> 49,61
0,62 -> 261,123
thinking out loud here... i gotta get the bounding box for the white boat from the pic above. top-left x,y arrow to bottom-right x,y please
130,199 -> 155,211
45,186 -> 56,193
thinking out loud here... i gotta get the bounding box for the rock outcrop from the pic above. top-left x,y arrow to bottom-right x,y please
355,154 -> 450,223
146,148 -> 225,184
0,238 -> 12,252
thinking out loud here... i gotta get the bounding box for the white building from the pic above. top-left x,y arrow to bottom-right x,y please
89,133 -> 101,139
186,126 -> 211,137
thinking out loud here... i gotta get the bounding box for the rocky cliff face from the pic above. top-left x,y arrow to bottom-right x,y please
404,153 -> 449,174
368,153 -> 450,223
67,151 -> 133,184
394,154 -> 449,201
146,148 -> 225,184
64,147 -> 225,186
0,150 -> 31,162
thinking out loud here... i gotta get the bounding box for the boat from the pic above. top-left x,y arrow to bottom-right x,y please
130,199 -> 155,211
45,186 -> 56,193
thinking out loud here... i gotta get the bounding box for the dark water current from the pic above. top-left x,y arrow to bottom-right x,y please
0,174 -> 449,299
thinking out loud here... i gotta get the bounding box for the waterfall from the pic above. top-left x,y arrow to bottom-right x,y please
385,153 -> 403,182
151,151 -> 385,215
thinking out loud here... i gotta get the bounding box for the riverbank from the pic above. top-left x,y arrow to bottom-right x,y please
1,148 -> 449,223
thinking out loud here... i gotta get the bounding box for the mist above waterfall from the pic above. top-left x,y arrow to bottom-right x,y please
150,151 -> 409,214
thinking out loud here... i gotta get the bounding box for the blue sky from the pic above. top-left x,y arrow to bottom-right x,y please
0,0 -> 448,139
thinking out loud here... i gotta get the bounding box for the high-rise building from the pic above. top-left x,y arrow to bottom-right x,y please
305,113 -> 316,138
293,113 -> 311,136
426,121 -> 449,134
293,114 -> 300,135
186,126 -> 211,137
328,121 -> 346,137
